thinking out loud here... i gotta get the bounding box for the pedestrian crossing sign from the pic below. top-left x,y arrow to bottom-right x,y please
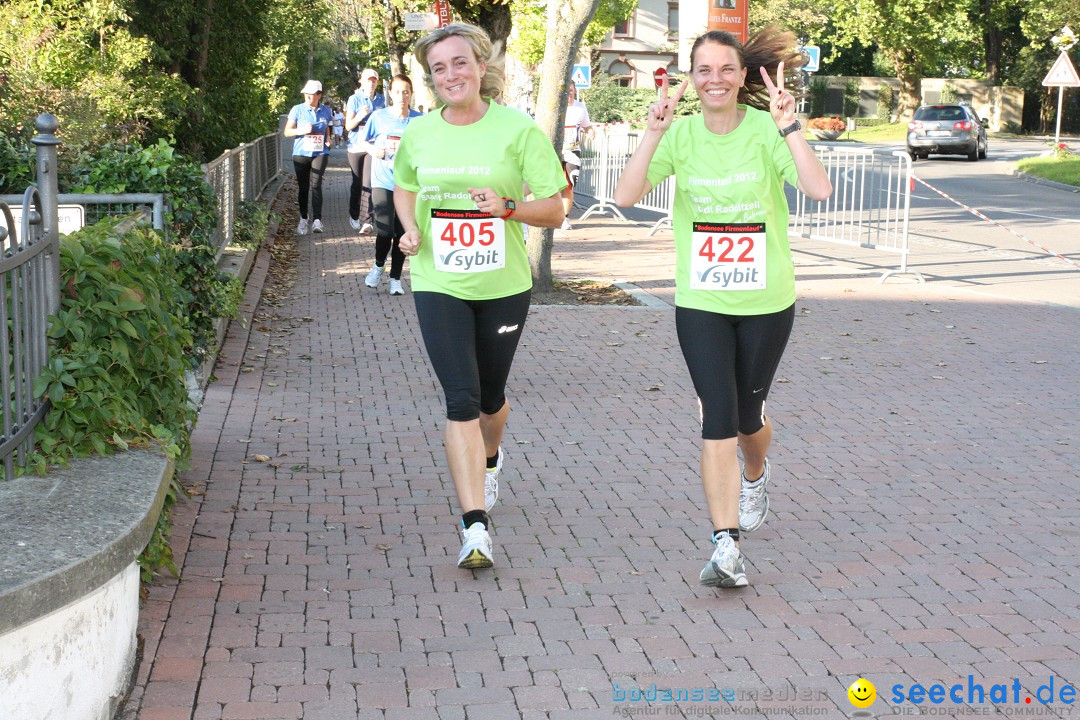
572,64 -> 591,89
1043,51 -> 1080,87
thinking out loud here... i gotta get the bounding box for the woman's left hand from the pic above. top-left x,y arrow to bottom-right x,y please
468,187 -> 504,217
760,62 -> 797,130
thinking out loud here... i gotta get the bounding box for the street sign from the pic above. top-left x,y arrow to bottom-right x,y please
801,45 -> 821,73
571,64 -> 591,89
404,13 -> 437,31
653,67 -> 668,88
0,204 -> 85,236
1042,51 -> 1080,87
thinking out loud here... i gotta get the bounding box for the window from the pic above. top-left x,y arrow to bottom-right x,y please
614,11 -> 635,38
667,3 -> 679,37
607,60 -> 633,87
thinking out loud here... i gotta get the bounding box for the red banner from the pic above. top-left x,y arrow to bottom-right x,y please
433,1 -> 451,28
706,0 -> 748,43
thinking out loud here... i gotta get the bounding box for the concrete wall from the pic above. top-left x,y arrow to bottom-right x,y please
811,76 -> 1024,132
0,564 -> 139,720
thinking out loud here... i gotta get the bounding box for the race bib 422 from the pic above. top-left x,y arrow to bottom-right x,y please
689,222 -> 766,291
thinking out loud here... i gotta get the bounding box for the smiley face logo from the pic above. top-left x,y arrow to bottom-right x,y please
848,678 -> 876,708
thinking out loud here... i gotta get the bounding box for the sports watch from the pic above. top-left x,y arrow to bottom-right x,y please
500,198 -> 517,220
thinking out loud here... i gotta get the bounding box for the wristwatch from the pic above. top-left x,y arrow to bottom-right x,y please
500,197 -> 516,220
779,120 -> 802,137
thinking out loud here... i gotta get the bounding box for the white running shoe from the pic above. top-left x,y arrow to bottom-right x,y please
457,522 -> 494,569
738,458 -> 771,533
311,219 -> 324,233
360,222 -> 374,235
388,278 -> 404,296
484,447 -> 504,512
699,531 -> 748,588
560,219 -> 573,231
365,265 -> 384,288
296,219 -> 308,235
349,217 -> 362,231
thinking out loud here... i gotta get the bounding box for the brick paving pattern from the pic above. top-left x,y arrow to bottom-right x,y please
121,152 -> 1080,719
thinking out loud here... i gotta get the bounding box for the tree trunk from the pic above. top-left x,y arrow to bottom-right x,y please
384,5 -> 408,77
526,0 -> 602,290
887,48 -> 922,121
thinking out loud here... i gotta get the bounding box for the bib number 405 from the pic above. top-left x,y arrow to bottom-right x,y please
431,209 -> 506,274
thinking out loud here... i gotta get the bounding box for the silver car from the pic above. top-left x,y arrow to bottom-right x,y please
906,104 -> 988,161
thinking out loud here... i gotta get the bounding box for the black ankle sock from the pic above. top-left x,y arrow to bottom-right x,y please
713,528 -> 740,542
486,452 -> 499,469
463,510 -> 489,529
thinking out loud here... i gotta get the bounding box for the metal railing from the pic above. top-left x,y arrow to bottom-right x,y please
0,116 -> 60,480
575,128 -> 918,282
203,132 -> 281,259
0,194 -> 166,235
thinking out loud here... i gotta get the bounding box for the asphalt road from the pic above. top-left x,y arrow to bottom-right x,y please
795,136 -> 1080,309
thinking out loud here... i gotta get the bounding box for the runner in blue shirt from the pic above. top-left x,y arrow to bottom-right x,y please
284,80 -> 332,235
346,68 -> 387,233
359,74 -> 423,296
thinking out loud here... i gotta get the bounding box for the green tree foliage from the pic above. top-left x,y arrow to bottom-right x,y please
510,0 -> 637,70
0,0 -> 190,159
827,0 -> 981,120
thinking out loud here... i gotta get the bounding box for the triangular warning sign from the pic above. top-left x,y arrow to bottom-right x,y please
572,67 -> 588,86
1043,51 -> 1080,87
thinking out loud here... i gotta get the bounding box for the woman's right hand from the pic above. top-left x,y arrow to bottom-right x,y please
372,147 -> 386,159
645,77 -> 689,134
399,229 -> 422,256
297,121 -> 313,135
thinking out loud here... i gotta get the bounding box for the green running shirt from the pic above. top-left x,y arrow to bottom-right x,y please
394,101 -> 567,300
647,107 -> 799,315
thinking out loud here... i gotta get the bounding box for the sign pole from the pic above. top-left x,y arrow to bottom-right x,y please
1055,86 -> 1064,145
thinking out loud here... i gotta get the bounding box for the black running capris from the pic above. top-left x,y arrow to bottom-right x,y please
675,304 -> 795,440
413,290 -> 531,422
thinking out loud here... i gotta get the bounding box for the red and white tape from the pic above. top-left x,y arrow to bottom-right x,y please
911,174 -> 1080,272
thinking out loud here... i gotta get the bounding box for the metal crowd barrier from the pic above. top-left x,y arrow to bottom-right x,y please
202,131 -> 281,259
0,116 -> 60,480
575,127 -> 917,282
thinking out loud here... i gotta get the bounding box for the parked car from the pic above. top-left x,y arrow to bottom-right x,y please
906,103 -> 988,161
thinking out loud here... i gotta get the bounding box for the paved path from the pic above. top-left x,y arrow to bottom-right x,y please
121,151 -> 1080,719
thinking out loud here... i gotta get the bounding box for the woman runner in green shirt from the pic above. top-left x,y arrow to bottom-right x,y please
615,27 -> 832,588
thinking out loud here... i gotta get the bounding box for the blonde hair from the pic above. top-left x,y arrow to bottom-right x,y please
413,22 -> 505,106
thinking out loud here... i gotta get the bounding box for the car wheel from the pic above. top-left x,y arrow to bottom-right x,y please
978,140 -> 987,160
967,146 -> 978,161
908,151 -> 917,161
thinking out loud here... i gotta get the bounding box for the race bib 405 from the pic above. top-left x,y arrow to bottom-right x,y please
689,222 -> 766,291
431,209 -> 506,273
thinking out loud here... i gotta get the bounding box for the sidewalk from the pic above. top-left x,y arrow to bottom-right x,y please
122,150 -> 1080,720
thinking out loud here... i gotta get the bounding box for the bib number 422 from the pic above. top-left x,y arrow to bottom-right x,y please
689,222 -> 767,291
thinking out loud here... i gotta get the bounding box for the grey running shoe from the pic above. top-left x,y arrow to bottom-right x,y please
365,265 -> 384,288
388,278 -> 405,296
484,447 -> 503,512
738,458 -> 771,533
296,218 -> 308,235
699,531 -> 748,588
457,522 -> 494,569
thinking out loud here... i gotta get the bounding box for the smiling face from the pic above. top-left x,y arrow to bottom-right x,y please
690,41 -> 746,113
847,679 -> 877,709
426,35 -> 485,108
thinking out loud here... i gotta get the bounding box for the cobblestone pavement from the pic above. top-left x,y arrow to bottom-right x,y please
122,153 -> 1080,719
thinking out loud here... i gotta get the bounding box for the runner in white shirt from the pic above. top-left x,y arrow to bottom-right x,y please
560,84 -> 592,230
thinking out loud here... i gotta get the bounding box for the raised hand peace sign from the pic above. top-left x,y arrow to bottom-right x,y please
645,75 -> 689,134
759,61 -> 797,130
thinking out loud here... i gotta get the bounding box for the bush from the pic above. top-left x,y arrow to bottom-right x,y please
30,218 -> 196,580
856,117 -> 891,127
582,79 -> 656,124
808,116 -> 846,132
940,83 -> 959,104
64,139 -> 240,365
232,199 -> 272,250
876,84 -> 895,120
843,79 -> 860,117
809,77 -> 829,117
32,219 -> 194,468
